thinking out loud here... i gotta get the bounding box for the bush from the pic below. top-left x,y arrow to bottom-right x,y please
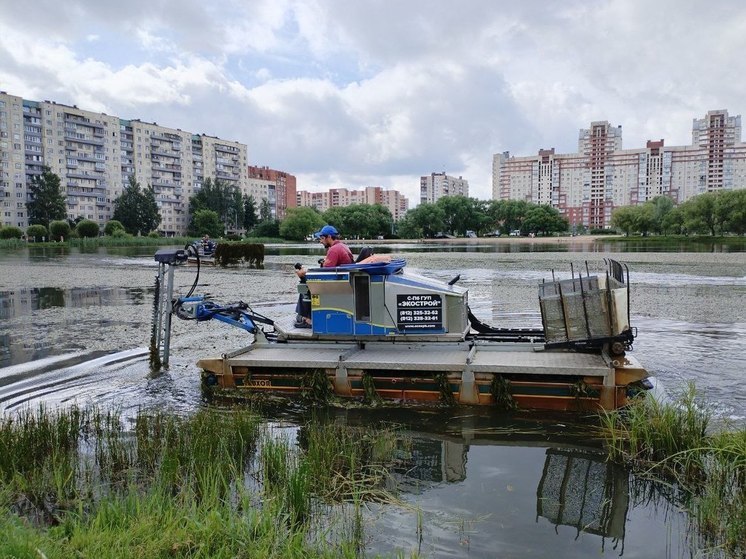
104,220 -> 125,236
49,220 -> 71,241
76,219 -> 100,238
112,228 -> 132,238
26,224 -> 48,241
0,226 -> 23,239
147,231 -> 160,238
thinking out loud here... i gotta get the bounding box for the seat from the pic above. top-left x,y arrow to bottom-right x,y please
355,246 -> 374,263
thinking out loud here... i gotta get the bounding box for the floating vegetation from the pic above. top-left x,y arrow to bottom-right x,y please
436,372 -> 456,406
600,383 -> 745,557
213,242 -> 265,268
361,372 -> 383,406
490,375 -> 517,411
301,368 -> 334,404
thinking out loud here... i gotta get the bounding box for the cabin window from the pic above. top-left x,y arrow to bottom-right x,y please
354,275 -> 370,322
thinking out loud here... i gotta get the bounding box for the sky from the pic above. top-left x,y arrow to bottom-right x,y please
1,0 -> 745,203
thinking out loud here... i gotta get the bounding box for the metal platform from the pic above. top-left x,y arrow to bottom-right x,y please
222,340 -> 612,377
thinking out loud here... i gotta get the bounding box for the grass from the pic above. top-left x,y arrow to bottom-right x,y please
599,234 -> 746,247
0,405 -> 412,558
600,383 -> 746,557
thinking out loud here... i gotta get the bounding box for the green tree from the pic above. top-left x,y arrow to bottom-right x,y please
243,194 -> 258,231
436,196 -> 487,236
191,209 -> 224,238
259,198 -> 273,222
682,192 -> 718,236
0,226 -> 23,239
487,199 -> 530,233
404,203 -> 446,238
522,205 -> 568,236
715,190 -> 746,235
188,178 -> 243,234
321,204 -> 394,238
26,167 -> 67,229
104,220 -> 125,236
112,176 -> 161,235
249,219 -> 280,238
49,220 -> 71,241
26,224 -> 48,241
611,206 -> 638,236
650,196 -> 674,234
76,219 -> 100,238
661,206 -> 685,235
280,207 -> 325,241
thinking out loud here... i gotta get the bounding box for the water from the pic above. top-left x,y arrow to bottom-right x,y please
1,242 -> 745,557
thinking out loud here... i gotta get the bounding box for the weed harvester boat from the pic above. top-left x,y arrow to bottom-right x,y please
152,247 -> 650,411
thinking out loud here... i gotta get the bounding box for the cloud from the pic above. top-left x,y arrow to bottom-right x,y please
1,0 -> 745,202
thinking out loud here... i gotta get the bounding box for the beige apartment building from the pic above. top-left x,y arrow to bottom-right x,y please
296,186 -> 409,221
419,172 -> 469,204
1,91 -> 248,235
492,110 -> 746,229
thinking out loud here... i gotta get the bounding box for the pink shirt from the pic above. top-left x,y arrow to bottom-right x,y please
323,240 -> 354,267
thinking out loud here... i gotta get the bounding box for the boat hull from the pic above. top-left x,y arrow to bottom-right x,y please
198,340 -> 649,411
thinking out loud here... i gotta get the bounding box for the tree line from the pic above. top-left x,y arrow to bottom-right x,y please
610,191 -> 746,236
396,196 -> 569,238
7,166 -> 745,242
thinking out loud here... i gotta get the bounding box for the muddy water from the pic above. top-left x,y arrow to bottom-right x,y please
1,243 -> 745,558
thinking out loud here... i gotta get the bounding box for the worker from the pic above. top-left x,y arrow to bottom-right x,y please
294,224 -> 353,328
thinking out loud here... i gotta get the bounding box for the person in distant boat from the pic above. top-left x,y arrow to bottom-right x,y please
294,224 -> 354,327
201,234 -> 216,255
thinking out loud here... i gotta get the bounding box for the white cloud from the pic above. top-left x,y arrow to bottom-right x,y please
1,0 -> 745,202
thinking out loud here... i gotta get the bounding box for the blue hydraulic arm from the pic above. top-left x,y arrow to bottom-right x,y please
174,296 -> 275,335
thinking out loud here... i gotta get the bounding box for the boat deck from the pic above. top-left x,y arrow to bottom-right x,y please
225,341 -> 612,377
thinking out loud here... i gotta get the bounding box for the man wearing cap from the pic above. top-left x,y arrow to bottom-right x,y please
293,224 -> 353,328
316,224 -> 354,267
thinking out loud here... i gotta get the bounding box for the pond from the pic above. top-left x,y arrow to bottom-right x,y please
0,242 -> 744,557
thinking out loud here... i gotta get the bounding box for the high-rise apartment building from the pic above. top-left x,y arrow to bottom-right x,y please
1,91 -> 249,235
492,110 -> 746,229
419,172 -> 469,205
246,165 -> 297,221
296,186 -> 409,221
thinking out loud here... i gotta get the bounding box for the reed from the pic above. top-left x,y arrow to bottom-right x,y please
0,405 -> 408,557
600,384 -> 745,556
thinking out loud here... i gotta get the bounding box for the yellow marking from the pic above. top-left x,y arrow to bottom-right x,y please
311,294 -> 320,307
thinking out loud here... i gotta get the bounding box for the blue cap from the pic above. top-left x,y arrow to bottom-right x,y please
315,224 -> 338,238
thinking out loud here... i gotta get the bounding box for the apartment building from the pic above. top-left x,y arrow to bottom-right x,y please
419,172 -> 469,204
492,110 -> 746,229
0,91 -> 248,235
246,165 -> 297,220
296,186 -> 409,221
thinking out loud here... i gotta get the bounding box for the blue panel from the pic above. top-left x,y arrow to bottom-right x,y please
312,310 -> 353,335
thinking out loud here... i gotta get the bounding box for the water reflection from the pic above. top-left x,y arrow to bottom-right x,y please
0,286 -> 144,320
537,448 -> 628,541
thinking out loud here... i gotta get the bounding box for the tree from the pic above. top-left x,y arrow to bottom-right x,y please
76,219 -> 100,238
280,207 -> 325,241
49,220 -> 71,241
187,178 -> 243,235
191,209 -> 224,238
26,167 -> 67,229
682,192 -> 718,236
522,205 -> 568,236
404,203 -> 446,238
26,224 -> 48,241
610,206 -> 638,236
0,226 -> 23,239
243,194 -> 258,231
487,199 -> 531,233
650,196 -> 674,235
321,204 -> 394,238
112,176 -> 161,235
661,206 -> 685,235
259,199 -> 273,222
104,220 -> 125,236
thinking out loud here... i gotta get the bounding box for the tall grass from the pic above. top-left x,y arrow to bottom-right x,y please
600,383 -> 746,556
0,405 -> 408,558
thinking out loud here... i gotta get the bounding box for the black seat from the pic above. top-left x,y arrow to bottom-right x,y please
355,246 -> 374,263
